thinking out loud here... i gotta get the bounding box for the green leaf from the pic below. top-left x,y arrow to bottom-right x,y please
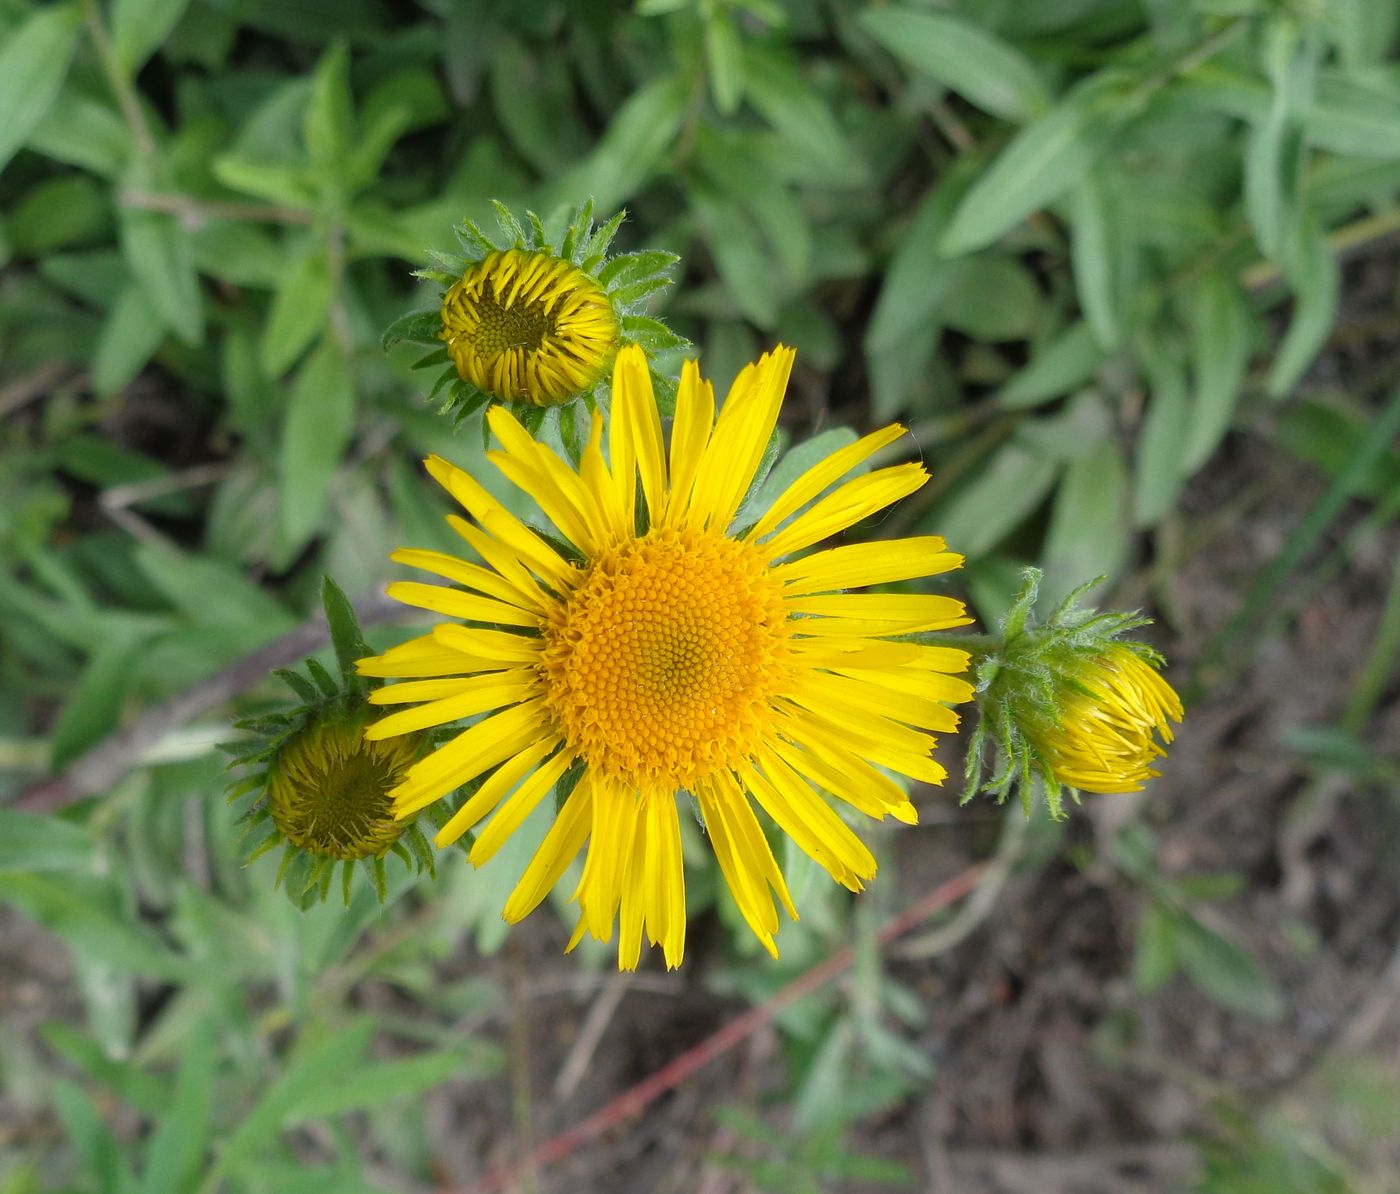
342,103 -> 414,195
859,6 -> 1049,122
1041,437 -> 1129,604
8,174 -> 109,253
1267,215 -> 1339,398
1185,269 -> 1252,470
1277,399 -> 1400,499
134,541 -> 295,632
2,873 -> 187,979
996,322 -> 1105,410
549,75 -> 687,213
112,0 -> 193,73
279,336 -> 356,550
41,1023 -> 169,1117
139,1022 -> 215,1194
50,634 -> 151,769
934,443 -> 1059,555
0,810 -> 91,874
118,202 -> 204,346
286,1046 -> 500,1121
940,72 -> 1131,256
28,89 -> 131,177
1177,915 -> 1285,1020
1133,902 -> 1181,993
93,282 -> 167,396
304,40 -> 353,174
210,1022 -> 375,1180
0,3 -> 81,178
940,255 -> 1043,341
381,308 -> 441,351
704,9 -> 744,116
1309,73 -> 1400,159
1243,25 -> 1310,262
52,1080 -> 133,1193
1070,168 -> 1135,348
742,47 -> 867,181
212,154 -> 317,209
259,247 -> 331,376
1134,336 -> 1190,526
691,186 -> 782,329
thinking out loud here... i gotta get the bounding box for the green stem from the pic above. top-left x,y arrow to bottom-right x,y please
932,631 -> 1001,656
79,0 -> 156,160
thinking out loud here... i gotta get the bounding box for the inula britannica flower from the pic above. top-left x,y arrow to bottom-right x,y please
964,570 -> 1184,819
384,201 -> 688,421
225,580 -> 438,906
360,345 -> 974,967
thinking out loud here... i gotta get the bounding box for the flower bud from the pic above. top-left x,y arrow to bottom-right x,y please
964,570 -> 1184,819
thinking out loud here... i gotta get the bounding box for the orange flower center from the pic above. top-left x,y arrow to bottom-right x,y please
540,527 -> 791,789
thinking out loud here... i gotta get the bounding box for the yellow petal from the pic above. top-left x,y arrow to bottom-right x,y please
467,747 -> 575,860
502,777 -> 594,923
745,424 -> 909,542
357,632 -> 472,679
663,359 -> 714,528
389,699 -> 550,816
365,671 -> 535,739
385,581 -> 540,629
390,547 -> 547,613
772,536 -> 962,595
435,736 -> 560,848
757,465 -> 927,560
612,345 -> 667,525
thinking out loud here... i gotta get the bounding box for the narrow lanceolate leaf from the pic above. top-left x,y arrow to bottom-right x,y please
50,634 -> 151,769
139,1021 -> 215,1194
1185,269 -> 1252,470
866,166 -> 975,350
118,201 -> 205,346
859,6 -> 1049,122
210,1022 -> 375,1180
1070,168 -> 1135,348
549,76 -> 687,213
93,281 -> 168,395
112,0 -> 192,74
1243,24 -> 1311,263
1042,439 -> 1130,605
1267,216 -> 1339,399
1134,337 -> 1190,527
1309,73 -> 1400,159
940,72 -> 1133,256
259,247 -> 332,375
279,336 -> 356,550
0,4 -> 81,178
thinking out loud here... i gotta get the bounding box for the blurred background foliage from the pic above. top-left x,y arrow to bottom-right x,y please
3,0 -> 1400,1189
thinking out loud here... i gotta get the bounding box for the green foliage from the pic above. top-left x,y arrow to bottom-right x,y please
2,0 -> 1396,1188
1115,825 -> 1284,1022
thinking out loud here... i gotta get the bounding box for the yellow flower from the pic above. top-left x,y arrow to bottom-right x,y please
387,202 -> 688,421
1035,644 -> 1183,795
440,249 -> 619,407
360,345 -> 973,968
962,569 -> 1185,819
267,715 -> 418,860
